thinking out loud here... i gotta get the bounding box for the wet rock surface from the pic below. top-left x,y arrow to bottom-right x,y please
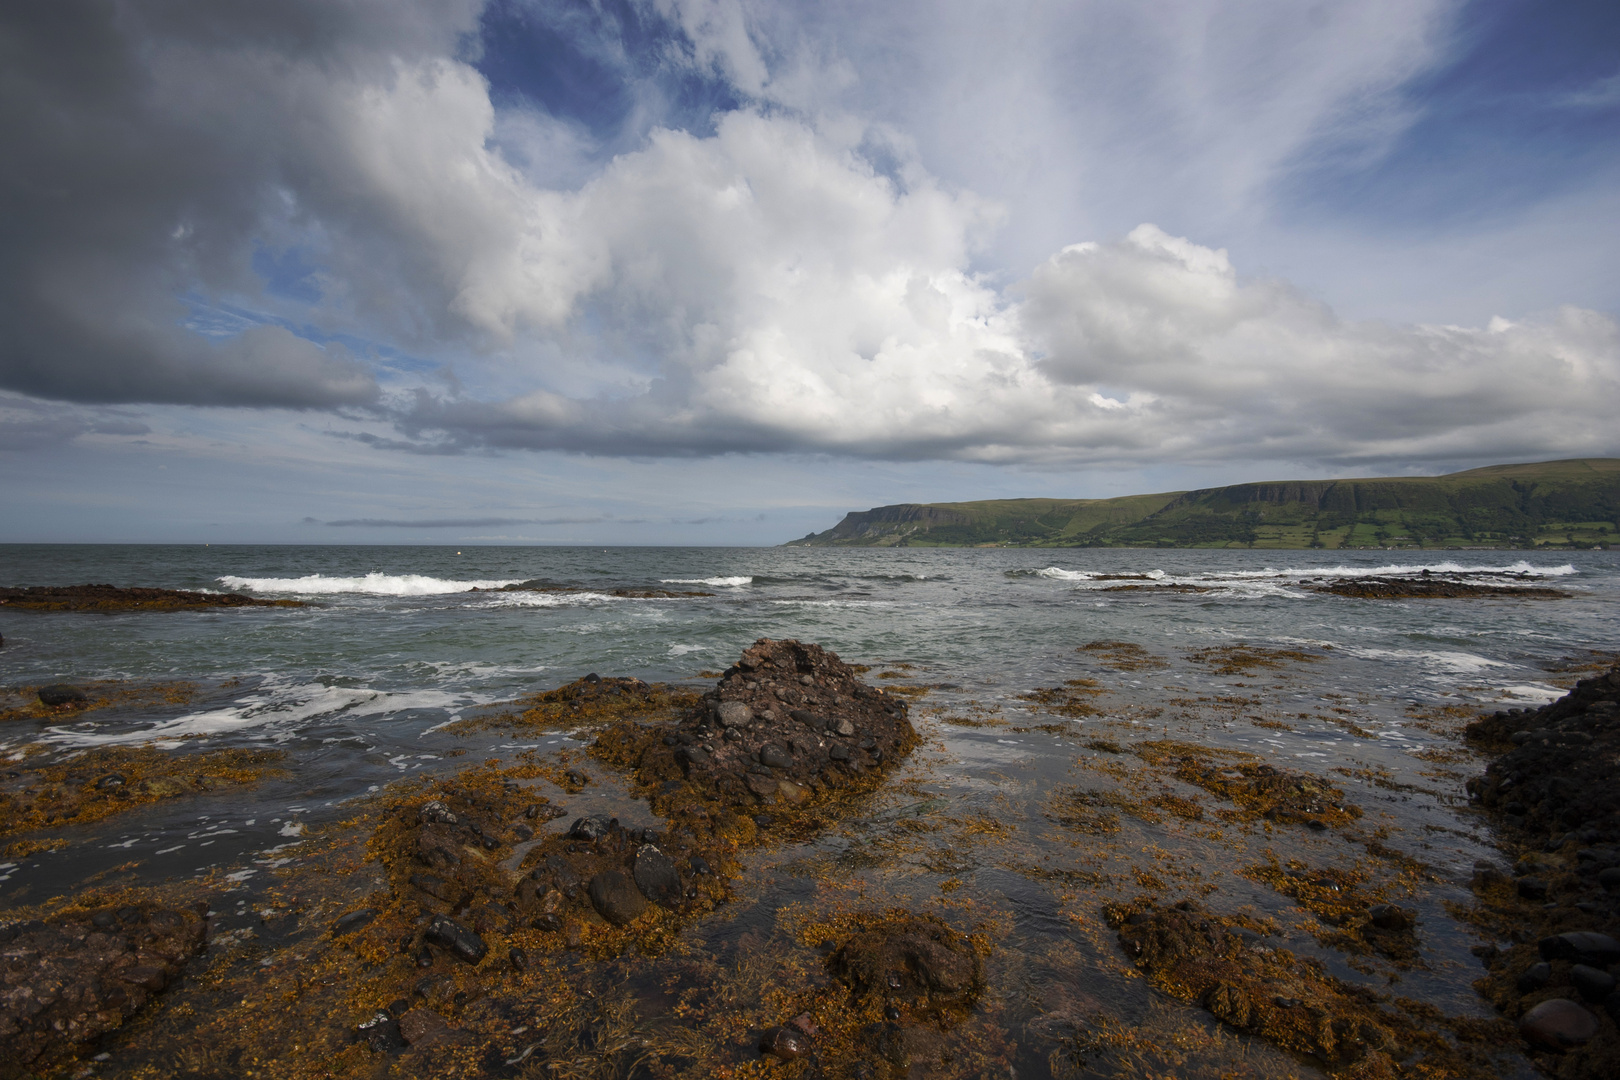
1109,899 -> 1504,1076
828,913 -> 985,1015
0,583 -> 302,612
1465,664 -> 1620,1074
0,904 -> 205,1077
1310,576 -> 1569,600
629,638 -> 918,814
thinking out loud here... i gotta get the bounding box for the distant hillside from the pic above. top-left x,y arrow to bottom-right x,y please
785,459 -> 1620,549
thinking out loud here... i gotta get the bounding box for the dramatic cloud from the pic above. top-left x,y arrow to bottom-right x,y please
1,0 -> 1615,474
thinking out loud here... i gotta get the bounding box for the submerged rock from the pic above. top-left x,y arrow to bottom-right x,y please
828,913 -> 984,1011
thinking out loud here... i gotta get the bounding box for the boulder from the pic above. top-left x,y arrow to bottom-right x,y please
1519,998 -> 1597,1049
37,683 -> 87,707
589,870 -> 648,925
632,845 -> 683,907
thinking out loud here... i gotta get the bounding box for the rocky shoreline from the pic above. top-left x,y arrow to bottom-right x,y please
1461,665 -> 1620,1076
3,643 -> 1617,1077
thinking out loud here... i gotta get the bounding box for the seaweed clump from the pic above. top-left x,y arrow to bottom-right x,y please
0,746 -> 286,843
1109,900 -> 1508,1078
1134,741 -> 1362,830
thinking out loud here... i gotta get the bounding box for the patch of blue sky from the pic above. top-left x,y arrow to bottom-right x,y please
249,241 -> 324,305
1277,0 -> 1620,231
178,292 -> 442,379
475,0 -> 743,151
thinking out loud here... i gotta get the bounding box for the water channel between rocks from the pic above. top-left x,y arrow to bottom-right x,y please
2,544 -> 1617,1078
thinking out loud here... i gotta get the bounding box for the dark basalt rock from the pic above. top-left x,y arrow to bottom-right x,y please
332,909 -> 376,936
423,915 -> 487,964
758,1024 -> 812,1060
632,845 -> 682,907
357,1011 -> 405,1053
588,870 -> 648,926
637,638 -> 917,811
0,905 -> 205,1075
568,816 -> 610,841
36,683 -> 88,707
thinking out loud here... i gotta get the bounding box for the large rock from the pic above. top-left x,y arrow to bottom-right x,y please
640,638 -> 918,810
36,684 -> 88,708
588,871 -> 648,926
632,846 -> 682,907
0,905 -> 205,1075
1519,998 -> 1598,1049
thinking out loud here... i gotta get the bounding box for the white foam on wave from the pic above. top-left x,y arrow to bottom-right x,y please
220,573 -> 524,596
660,576 -> 752,587
1339,646 -> 1507,674
471,591 -> 620,608
41,679 -> 476,747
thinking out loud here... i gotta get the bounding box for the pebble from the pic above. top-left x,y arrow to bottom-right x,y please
759,744 -> 792,769
1517,877 -> 1549,900
568,816 -> 610,842
418,800 -> 457,825
716,702 -> 753,727
424,915 -> 487,964
332,909 -> 376,937
398,1007 -> 455,1048
1570,964 -> 1616,1002
357,1011 -> 405,1052
1366,904 -> 1411,932
1598,867 -> 1620,893
509,946 -> 529,972
758,1025 -> 812,1060
1519,998 -> 1598,1049
1517,962 -> 1551,993
688,855 -> 714,876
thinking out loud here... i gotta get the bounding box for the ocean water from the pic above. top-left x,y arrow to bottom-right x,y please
3,544 -> 1618,1075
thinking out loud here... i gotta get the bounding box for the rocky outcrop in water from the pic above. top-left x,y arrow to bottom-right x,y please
0,584 -> 301,612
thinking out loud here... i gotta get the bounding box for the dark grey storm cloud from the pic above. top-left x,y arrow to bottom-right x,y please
0,0 -> 482,409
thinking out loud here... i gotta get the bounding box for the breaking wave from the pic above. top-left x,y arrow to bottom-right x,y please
220,573 -> 524,596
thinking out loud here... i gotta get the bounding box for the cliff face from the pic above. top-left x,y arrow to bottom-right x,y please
785,459 -> 1620,550
824,505 -> 974,542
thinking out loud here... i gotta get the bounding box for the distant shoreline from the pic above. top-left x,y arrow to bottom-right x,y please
786,457 -> 1620,550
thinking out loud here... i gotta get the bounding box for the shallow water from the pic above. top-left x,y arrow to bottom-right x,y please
3,544 -> 1617,1076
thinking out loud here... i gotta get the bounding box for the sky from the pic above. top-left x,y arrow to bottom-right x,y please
1,0 -> 1618,545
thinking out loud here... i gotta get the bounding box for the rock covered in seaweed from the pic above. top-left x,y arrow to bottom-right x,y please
0,904 -> 206,1077
639,638 -> 917,810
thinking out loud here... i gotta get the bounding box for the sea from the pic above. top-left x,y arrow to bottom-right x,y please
3,544 -> 1617,1076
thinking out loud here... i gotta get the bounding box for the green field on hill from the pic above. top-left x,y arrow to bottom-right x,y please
786,459 -> 1620,549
